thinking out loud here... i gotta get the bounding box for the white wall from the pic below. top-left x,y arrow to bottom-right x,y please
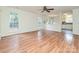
0,11 -> 1,34
73,9 -> 79,35
0,10 -> 1,38
0,7 -> 43,37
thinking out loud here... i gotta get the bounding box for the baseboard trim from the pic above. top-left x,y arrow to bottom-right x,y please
1,30 -> 39,38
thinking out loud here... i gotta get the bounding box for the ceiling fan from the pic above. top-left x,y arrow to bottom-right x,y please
41,6 -> 54,13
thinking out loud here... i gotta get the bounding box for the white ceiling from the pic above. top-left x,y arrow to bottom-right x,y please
12,6 -> 79,14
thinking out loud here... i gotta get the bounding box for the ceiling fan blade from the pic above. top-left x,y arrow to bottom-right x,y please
48,8 -> 54,10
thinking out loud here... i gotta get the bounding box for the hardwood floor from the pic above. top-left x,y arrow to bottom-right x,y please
0,30 -> 79,53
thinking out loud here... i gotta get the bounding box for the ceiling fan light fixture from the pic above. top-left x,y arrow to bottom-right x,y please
48,14 -> 57,17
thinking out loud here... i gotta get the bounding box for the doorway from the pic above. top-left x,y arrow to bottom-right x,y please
61,12 -> 73,45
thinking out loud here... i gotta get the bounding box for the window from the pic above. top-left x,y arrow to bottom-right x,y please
9,12 -> 19,28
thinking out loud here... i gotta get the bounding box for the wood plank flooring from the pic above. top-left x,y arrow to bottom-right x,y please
0,30 -> 79,53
